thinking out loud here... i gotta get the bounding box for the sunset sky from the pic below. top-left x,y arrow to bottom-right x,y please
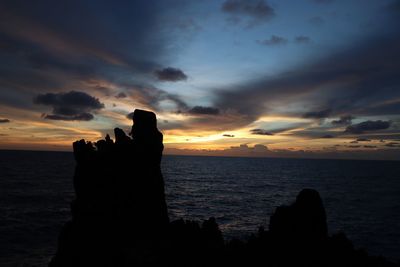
0,0 -> 400,160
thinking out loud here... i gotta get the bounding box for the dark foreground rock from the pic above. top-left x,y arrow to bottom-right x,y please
50,109 -> 398,267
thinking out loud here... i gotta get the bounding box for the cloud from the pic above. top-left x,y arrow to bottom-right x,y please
122,84 -> 189,112
0,118 -> 10,123
223,134 -> 235,137
303,109 -> 331,119
250,128 -> 274,135
321,134 -> 334,138
222,0 -> 275,26
364,145 -> 376,148
34,91 -> 104,121
115,92 -> 127,98
332,115 -> 354,125
257,35 -> 311,45
364,100 -> 400,116
213,30 -> 400,130
309,16 -> 325,26
386,0 -> 400,13
294,36 -> 312,44
0,1 -> 176,74
224,144 -> 270,154
0,1 -> 194,114
345,120 -> 392,134
155,67 -> 188,82
348,145 -> 361,148
188,106 -> 220,115
385,142 -> 400,147
165,144 -> 400,160
257,35 -> 288,46
176,18 -> 202,33
43,113 -> 94,121
356,138 -> 371,142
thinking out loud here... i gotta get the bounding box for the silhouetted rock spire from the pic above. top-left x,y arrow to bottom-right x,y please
50,109 -> 170,266
50,110 -> 398,267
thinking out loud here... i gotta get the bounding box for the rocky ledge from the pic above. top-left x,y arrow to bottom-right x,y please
49,109 -> 398,267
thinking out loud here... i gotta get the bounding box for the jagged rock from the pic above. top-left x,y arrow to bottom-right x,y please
50,110 -> 399,267
50,109 -> 169,266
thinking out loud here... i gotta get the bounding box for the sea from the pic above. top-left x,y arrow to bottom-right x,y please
0,150 -> 399,266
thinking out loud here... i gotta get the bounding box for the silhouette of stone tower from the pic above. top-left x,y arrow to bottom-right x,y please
50,109 -> 169,266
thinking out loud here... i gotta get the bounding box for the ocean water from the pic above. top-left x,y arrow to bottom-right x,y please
0,150 -> 399,266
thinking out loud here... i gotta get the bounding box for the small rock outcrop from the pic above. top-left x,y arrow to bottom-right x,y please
50,109 -> 399,267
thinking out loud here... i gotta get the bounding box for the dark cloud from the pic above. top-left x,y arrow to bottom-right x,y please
0,1 -> 176,74
176,18 -> 202,33
345,120 -> 391,134
361,100 -> 400,116
43,113 -> 94,121
348,145 -> 361,148
222,0 -> 275,26
266,123 -> 313,136
0,1 -> 193,115
213,30 -> 400,129
332,115 -> 354,125
385,142 -> 400,147
364,145 -> 376,148
250,128 -> 274,135
257,35 -> 287,46
303,109 -> 331,119
356,138 -> 371,142
309,16 -> 325,26
0,118 -> 10,123
188,106 -> 220,115
386,0 -> 400,13
115,92 -> 127,98
223,134 -> 235,137
166,144 -> 400,160
155,67 -> 188,82
34,91 -> 104,121
121,84 -> 188,112
294,36 -> 311,44
285,127 -> 338,139
222,144 -> 270,154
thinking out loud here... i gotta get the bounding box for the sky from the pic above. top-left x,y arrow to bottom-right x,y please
0,0 -> 400,160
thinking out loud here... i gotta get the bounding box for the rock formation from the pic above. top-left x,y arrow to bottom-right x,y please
50,109 -> 169,266
50,109 -> 399,267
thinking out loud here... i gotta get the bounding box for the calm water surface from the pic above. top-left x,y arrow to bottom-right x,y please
0,150 -> 399,266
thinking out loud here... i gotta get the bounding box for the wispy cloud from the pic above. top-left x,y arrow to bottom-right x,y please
257,35 -> 288,46
222,0 -> 275,26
